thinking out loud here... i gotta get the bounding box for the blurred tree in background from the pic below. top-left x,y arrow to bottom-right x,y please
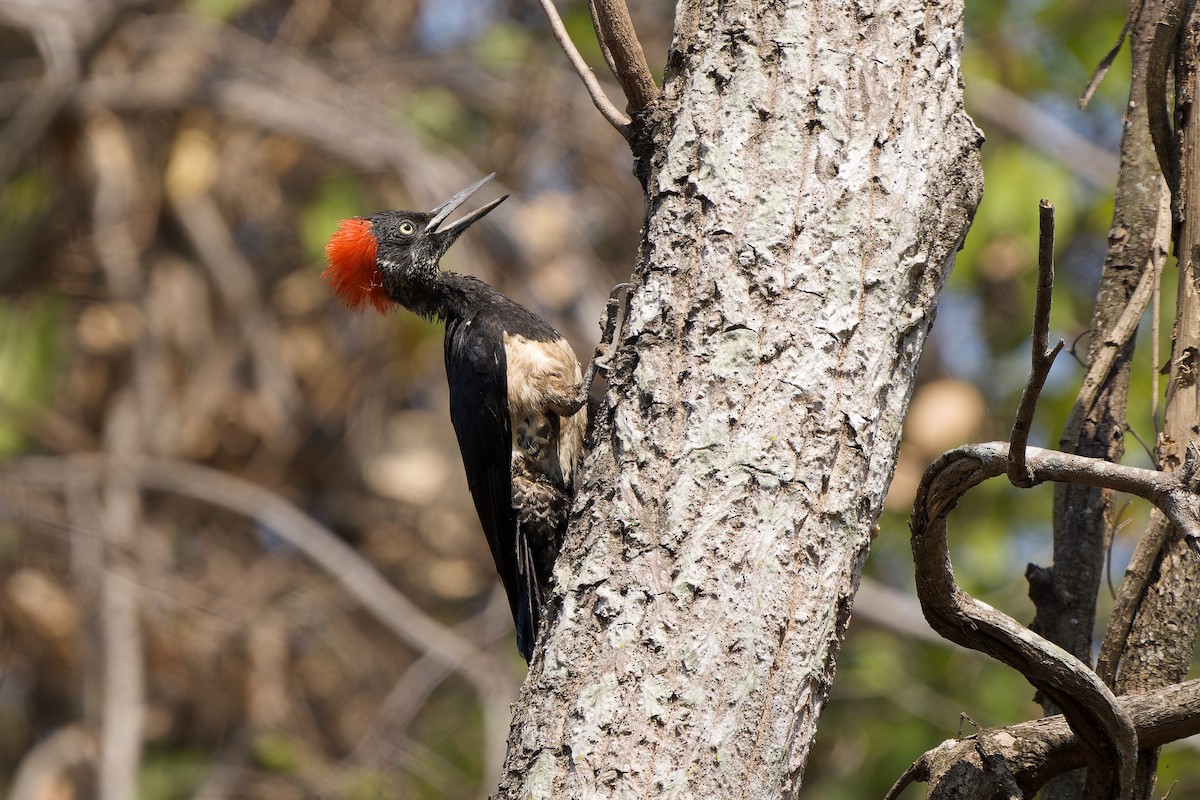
0,0 -> 1193,798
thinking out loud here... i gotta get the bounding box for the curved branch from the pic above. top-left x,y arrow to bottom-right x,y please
887,676 -> 1200,799
1147,0 -> 1187,193
535,0 -> 632,137
911,442 -> 1200,798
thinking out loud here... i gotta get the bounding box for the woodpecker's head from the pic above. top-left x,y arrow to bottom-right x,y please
323,174 -> 508,313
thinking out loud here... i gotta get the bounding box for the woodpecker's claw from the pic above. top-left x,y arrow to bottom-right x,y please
594,283 -> 629,374
563,281 -> 631,414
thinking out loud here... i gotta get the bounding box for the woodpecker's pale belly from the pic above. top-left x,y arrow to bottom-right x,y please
503,332 -> 586,490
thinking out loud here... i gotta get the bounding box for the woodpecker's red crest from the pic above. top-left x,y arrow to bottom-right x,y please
323,218 -> 395,314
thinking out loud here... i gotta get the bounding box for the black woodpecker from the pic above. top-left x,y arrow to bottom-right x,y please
323,174 -> 612,661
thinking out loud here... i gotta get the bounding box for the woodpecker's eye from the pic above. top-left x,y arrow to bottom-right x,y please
398,220 -> 416,236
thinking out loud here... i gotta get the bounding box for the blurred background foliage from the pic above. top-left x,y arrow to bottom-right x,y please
0,0 -> 1193,798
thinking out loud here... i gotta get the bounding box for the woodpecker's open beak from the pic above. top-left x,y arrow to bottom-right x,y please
425,173 -> 508,237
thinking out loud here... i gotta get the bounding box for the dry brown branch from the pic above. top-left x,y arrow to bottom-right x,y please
1148,0 -> 1188,194
887,676 -> 1200,799
1075,194 -> 1179,693
1079,1 -> 1140,108
910,441 -> 1200,798
1068,188 -> 1171,429
534,0 -> 632,136
586,0 -> 659,111
1110,11 -> 1200,795
1008,200 -> 1064,487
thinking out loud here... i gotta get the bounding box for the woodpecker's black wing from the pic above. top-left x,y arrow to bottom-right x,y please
444,312 -> 537,659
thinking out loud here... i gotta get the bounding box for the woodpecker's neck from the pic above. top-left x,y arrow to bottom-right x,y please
388,268 -> 500,323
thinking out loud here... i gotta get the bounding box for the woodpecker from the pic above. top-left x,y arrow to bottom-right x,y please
323,174 -> 615,661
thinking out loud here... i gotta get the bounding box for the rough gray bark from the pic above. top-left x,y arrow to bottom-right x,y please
496,0 -> 982,797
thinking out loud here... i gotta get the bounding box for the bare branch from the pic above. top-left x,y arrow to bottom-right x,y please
1148,0 -> 1188,194
97,405 -> 146,800
1008,199 -> 1064,487
587,0 -> 659,111
910,441 -> 1200,798
1070,186 -> 1171,425
887,676 -> 1200,799
1079,2 -> 1140,108
1084,190 -> 1174,691
535,0 -> 632,137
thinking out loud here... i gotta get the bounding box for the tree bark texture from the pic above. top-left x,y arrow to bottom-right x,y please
497,1 -> 982,797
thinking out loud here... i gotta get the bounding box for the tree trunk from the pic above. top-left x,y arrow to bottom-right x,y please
497,0 -> 982,796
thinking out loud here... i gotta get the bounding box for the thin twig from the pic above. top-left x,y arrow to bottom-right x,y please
1063,187 -> 1171,441
535,0 -> 632,137
1008,200 -> 1064,487
1152,241 -> 1162,450
1079,1 -> 1141,108
1126,420 -> 1157,461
